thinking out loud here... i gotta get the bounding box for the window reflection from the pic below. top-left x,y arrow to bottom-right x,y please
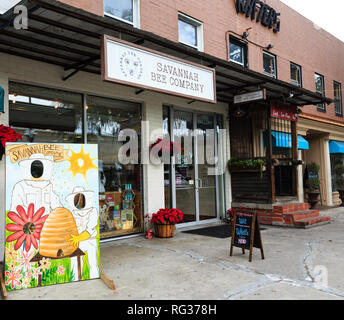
9,82 -> 83,143
86,95 -> 143,238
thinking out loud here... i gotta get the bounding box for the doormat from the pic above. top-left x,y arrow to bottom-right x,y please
182,224 -> 266,239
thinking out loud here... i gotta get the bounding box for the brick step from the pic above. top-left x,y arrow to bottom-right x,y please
273,203 -> 310,214
286,210 -> 320,222
294,216 -> 331,228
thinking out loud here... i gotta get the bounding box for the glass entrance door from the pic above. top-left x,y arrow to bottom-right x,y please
169,108 -> 221,224
173,110 -> 196,223
195,114 -> 217,220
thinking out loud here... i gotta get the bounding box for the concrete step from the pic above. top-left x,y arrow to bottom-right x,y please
273,203 -> 310,214
286,210 -> 320,222
294,216 -> 331,228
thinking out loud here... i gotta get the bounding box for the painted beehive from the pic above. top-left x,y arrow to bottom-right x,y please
39,207 -> 79,258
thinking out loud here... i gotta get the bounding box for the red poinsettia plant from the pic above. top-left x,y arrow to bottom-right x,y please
151,208 -> 184,225
150,138 -> 182,158
0,125 -> 22,160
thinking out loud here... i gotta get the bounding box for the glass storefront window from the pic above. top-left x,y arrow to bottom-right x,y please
9,82 -> 83,143
8,82 -> 143,240
86,95 -> 143,239
330,153 -> 344,191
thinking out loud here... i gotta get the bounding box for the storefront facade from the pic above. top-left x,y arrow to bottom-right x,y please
0,0 -> 341,257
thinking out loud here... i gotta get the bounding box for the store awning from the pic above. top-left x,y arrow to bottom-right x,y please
329,140 -> 344,154
0,0 -> 333,106
264,131 -> 309,150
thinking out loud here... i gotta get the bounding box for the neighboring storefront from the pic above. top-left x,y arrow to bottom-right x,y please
298,115 -> 344,206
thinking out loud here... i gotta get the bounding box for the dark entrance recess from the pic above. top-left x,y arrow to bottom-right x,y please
275,165 -> 293,196
229,101 -> 299,204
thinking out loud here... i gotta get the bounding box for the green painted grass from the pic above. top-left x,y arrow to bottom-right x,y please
4,211 -> 100,290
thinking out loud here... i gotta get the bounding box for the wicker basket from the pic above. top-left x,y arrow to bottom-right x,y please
154,223 -> 176,238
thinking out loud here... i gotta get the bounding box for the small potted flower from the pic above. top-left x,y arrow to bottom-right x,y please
0,125 -> 22,160
144,214 -> 154,239
151,208 -> 183,238
225,208 -> 235,225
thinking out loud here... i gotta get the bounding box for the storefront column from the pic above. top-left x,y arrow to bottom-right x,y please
324,139 -> 333,206
142,100 -> 164,220
0,73 -> 9,261
297,150 -> 304,203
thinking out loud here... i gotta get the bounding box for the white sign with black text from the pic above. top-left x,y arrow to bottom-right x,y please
102,35 -> 216,103
234,89 -> 266,104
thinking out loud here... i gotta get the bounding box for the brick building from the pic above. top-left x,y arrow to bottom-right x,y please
0,0 -> 341,255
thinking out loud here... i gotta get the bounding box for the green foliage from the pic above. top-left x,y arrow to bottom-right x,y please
335,163 -> 344,175
228,158 -> 264,169
306,177 -> 321,191
228,158 -> 265,178
307,162 -> 320,174
336,176 -> 344,190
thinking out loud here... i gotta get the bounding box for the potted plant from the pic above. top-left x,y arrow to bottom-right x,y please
305,162 -> 321,209
334,163 -> 344,206
0,125 -> 22,160
228,158 -> 265,178
225,208 -> 235,225
151,208 -> 183,238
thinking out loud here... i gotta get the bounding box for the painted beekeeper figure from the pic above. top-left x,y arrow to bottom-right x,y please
10,153 -> 61,214
66,186 -> 99,280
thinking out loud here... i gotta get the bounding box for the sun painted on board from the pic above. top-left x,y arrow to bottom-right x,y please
64,145 -> 98,184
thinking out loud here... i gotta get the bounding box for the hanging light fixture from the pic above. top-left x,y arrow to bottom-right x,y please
232,105 -> 247,118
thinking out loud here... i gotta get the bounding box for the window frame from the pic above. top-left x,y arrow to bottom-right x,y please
290,62 -> 302,87
104,0 -> 140,28
263,51 -> 277,79
8,80 -> 145,241
315,73 -> 326,112
334,81 -> 343,117
229,36 -> 248,68
178,12 -> 204,52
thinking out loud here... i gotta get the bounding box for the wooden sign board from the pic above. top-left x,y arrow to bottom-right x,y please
230,210 -> 264,262
4,143 -> 100,291
233,89 -> 266,105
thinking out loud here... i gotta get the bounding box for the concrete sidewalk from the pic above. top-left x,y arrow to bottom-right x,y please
5,207 -> 344,300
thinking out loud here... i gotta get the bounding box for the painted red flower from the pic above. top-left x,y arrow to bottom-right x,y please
6,204 -> 47,252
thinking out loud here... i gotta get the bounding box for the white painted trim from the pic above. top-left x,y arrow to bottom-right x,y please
104,0 -> 140,28
297,150 -> 304,203
324,139 -> 333,206
178,12 -> 204,52
100,233 -> 145,244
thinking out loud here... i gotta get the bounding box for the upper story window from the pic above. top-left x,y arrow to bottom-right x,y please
315,73 -> 325,112
334,81 -> 342,116
290,62 -> 302,87
178,13 -> 204,51
229,36 -> 248,67
263,51 -> 276,78
104,0 -> 140,27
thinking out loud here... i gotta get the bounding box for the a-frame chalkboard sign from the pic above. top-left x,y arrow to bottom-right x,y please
229,209 -> 265,262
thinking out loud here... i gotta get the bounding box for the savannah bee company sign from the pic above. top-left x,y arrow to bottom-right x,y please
102,35 -> 216,103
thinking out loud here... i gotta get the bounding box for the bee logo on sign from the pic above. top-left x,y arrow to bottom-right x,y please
120,51 -> 143,80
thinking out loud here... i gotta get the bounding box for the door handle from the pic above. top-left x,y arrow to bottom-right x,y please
196,178 -> 203,189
